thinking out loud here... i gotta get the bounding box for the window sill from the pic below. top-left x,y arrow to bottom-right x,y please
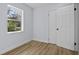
7,31 -> 23,34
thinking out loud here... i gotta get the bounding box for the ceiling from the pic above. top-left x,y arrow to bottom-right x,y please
26,3 -> 71,8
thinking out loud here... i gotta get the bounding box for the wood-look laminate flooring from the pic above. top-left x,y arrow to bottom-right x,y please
3,40 -> 78,55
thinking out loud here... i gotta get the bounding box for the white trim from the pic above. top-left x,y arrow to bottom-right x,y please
7,5 -> 24,33
33,38 -> 48,43
7,31 -> 23,34
8,5 -> 23,11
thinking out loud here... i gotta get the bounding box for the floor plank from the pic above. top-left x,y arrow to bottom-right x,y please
3,40 -> 78,55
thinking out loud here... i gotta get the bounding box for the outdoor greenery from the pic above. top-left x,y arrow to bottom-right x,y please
8,20 -> 21,32
8,5 -> 22,32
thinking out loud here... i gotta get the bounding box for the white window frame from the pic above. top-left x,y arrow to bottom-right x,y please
7,5 -> 24,33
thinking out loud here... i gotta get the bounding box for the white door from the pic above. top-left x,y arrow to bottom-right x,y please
56,5 -> 74,50
49,4 -> 74,50
48,11 -> 57,44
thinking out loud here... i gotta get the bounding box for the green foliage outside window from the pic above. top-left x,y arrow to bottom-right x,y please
8,20 -> 21,32
8,5 -> 23,32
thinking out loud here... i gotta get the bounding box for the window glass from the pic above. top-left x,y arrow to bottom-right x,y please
7,5 -> 23,32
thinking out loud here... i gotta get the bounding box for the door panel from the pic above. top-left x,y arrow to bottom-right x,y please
56,5 -> 74,50
49,5 -> 74,50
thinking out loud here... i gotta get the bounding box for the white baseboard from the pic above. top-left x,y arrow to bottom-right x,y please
33,38 -> 48,43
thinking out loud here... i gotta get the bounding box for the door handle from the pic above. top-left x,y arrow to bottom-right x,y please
56,28 -> 59,31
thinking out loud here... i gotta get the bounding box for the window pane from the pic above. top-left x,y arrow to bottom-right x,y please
8,20 -> 21,32
7,5 -> 23,32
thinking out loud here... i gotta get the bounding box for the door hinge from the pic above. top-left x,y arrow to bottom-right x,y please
74,8 -> 76,11
74,42 -> 76,46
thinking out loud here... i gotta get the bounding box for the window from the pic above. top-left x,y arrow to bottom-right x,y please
7,5 -> 23,33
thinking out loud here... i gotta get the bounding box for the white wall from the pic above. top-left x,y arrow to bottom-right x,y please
33,6 -> 61,43
33,4 -> 72,43
33,7 -> 49,42
0,3 -> 33,54
33,4 -> 79,51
